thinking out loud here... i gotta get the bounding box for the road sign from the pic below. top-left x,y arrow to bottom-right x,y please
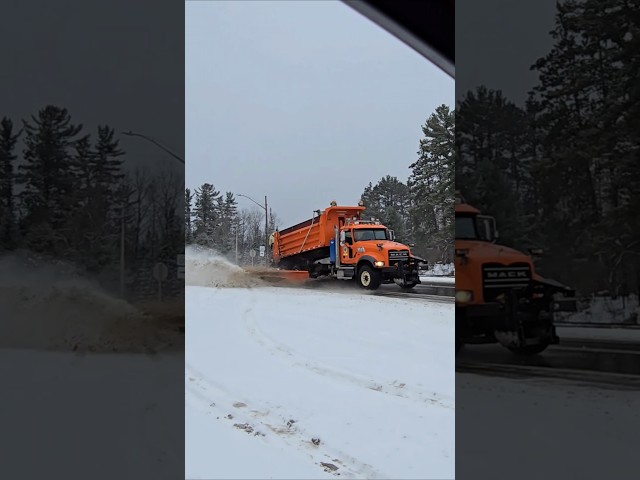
249,249 -> 256,258
259,245 -> 265,257
153,262 -> 168,281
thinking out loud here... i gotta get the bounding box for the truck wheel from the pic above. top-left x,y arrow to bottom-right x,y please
357,265 -> 381,290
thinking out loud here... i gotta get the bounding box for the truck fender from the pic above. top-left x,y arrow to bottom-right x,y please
357,256 -> 377,269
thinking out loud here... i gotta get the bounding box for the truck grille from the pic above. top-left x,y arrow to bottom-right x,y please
388,250 -> 409,263
482,263 -> 531,302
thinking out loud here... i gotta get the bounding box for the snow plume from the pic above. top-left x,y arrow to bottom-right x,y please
185,246 -> 265,288
0,251 -> 147,352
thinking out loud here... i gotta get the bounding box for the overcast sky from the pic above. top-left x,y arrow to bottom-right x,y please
186,0 -> 453,228
1,0 -> 184,177
456,0 -> 558,105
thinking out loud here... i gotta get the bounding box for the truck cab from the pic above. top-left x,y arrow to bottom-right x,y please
333,219 -> 422,289
455,191 -> 576,355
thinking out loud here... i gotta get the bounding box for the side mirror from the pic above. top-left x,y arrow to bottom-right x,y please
529,247 -> 544,256
389,230 -> 395,241
339,231 -> 345,243
409,243 -> 415,248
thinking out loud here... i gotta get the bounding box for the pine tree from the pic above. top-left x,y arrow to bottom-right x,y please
17,106 -> 83,254
410,104 -> 455,262
360,176 -> 412,243
193,183 -> 220,247
185,188 -> 194,244
0,117 -> 20,249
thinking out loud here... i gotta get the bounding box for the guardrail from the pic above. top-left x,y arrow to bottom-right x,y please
555,321 -> 640,329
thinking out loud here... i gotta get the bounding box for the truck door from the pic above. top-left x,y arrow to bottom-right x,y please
343,230 -> 354,260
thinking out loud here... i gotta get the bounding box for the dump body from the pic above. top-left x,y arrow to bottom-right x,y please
271,203 -> 423,290
273,206 -> 365,265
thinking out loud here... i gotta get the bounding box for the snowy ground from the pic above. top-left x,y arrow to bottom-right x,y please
1,251 -> 184,479
1,350 -> 183,479
185,250 -> 455,479
457,372 -> 639,480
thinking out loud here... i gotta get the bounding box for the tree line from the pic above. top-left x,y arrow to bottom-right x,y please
456,0 -> 640,297
0,105 -> 183,300
359,104 -> 454,263
185,186 -> 279,265
184,104 -> 455,266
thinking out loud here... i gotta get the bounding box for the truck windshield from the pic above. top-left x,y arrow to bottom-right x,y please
354,228 -> 388,241
456,215 -> 496,242
455,216 -> 478,240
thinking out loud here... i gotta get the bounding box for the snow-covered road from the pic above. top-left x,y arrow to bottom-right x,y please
185,285 -> 455,479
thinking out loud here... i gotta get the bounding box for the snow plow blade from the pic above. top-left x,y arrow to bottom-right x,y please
244,268 -> 309,285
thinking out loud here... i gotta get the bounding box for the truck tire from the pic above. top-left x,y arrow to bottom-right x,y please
357,265 -> 381,290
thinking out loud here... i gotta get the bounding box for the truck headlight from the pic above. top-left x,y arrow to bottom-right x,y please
455,290 -> 473,303
374,261 -> 384,267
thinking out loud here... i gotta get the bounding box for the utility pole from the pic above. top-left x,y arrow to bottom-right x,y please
235,220 -> 244,265
237,193 -> 270,266
265,195 -> 268,266
120,206 -> 125,299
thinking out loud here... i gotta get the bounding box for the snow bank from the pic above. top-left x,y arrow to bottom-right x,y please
420,263 -> 454,276
0,252 -> 173,353
558,294 -> 639,326
185,246 -> 264,288
420,275 -> 455,286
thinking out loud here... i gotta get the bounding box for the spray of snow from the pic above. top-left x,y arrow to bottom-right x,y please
185,246 -> 265,288
0,251 -> 156,352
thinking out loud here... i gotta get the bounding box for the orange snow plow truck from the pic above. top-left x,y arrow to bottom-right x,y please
455,191 -> 577,355
270,201 -> 424,290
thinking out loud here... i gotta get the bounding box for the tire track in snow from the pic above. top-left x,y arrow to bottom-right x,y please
185,362 -> 386,479
242,305 -> 454,411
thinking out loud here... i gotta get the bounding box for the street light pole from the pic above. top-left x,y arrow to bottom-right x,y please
237,193 -> 270,266
121,131 -> 185,164
264,195 -> 268,266
120,130 -> 184,299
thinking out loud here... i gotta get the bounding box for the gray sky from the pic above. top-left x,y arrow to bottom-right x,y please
456,0 -> 558,105
1,0 -> 184,177
186,0 -> 453,228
